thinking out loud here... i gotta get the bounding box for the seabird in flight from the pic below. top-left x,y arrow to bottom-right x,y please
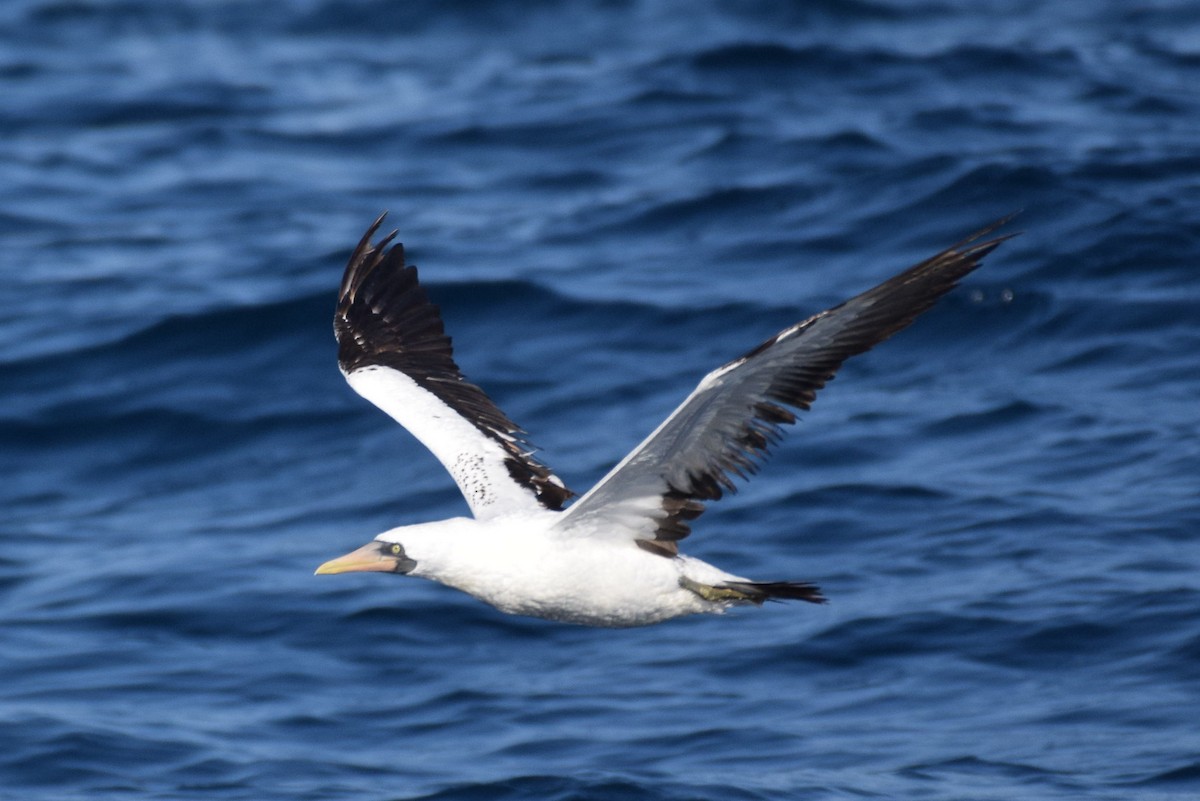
316,214 -> 1014,626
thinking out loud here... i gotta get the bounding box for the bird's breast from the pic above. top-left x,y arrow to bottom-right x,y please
430,536 -> 703,626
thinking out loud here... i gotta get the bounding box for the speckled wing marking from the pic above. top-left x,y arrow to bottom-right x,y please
554,217 -> 1017,554
335,214 -> 573,519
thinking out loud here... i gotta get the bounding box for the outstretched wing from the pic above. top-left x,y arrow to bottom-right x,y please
335,214 -> 573,519
553,218 -> 1016,555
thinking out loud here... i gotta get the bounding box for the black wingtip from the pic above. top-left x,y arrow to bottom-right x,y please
953,211 -> 1023,257
353,211 -> 397,262
338,212 -> 401,310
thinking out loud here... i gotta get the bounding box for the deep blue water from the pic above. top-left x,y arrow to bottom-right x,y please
3,1 -> 1200,798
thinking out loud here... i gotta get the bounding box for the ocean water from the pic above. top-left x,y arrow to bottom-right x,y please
3,0 -> 1199,798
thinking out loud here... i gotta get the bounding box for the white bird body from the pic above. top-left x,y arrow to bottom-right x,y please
315,213 -> 1014,626
380,516 -> 732,626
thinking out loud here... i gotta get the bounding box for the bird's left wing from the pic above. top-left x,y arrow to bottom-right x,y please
335,214 -> 573,519
553,218 -> 1015,555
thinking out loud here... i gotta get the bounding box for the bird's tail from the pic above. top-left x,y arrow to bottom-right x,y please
721,580 -> 826,605
681,576 -> 826,605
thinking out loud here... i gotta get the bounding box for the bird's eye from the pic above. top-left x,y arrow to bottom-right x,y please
389,544 -> 403,555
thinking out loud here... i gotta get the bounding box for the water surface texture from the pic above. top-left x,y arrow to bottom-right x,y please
3,1 -> 1199,799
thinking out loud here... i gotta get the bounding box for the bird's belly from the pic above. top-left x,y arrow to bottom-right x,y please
449,545 -> 706,627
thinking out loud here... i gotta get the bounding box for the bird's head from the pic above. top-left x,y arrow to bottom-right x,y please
314,539 -> 417,576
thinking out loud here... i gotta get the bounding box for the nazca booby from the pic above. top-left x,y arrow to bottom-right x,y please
316,215 -> 1014,626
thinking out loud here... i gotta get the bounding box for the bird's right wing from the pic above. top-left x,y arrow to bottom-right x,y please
552,218 -> 1016,555
335,215 -> 574,520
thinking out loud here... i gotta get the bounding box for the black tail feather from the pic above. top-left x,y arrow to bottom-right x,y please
720,580 -> 827,605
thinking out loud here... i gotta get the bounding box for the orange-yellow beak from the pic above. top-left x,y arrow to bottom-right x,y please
314,541 -> 415,575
